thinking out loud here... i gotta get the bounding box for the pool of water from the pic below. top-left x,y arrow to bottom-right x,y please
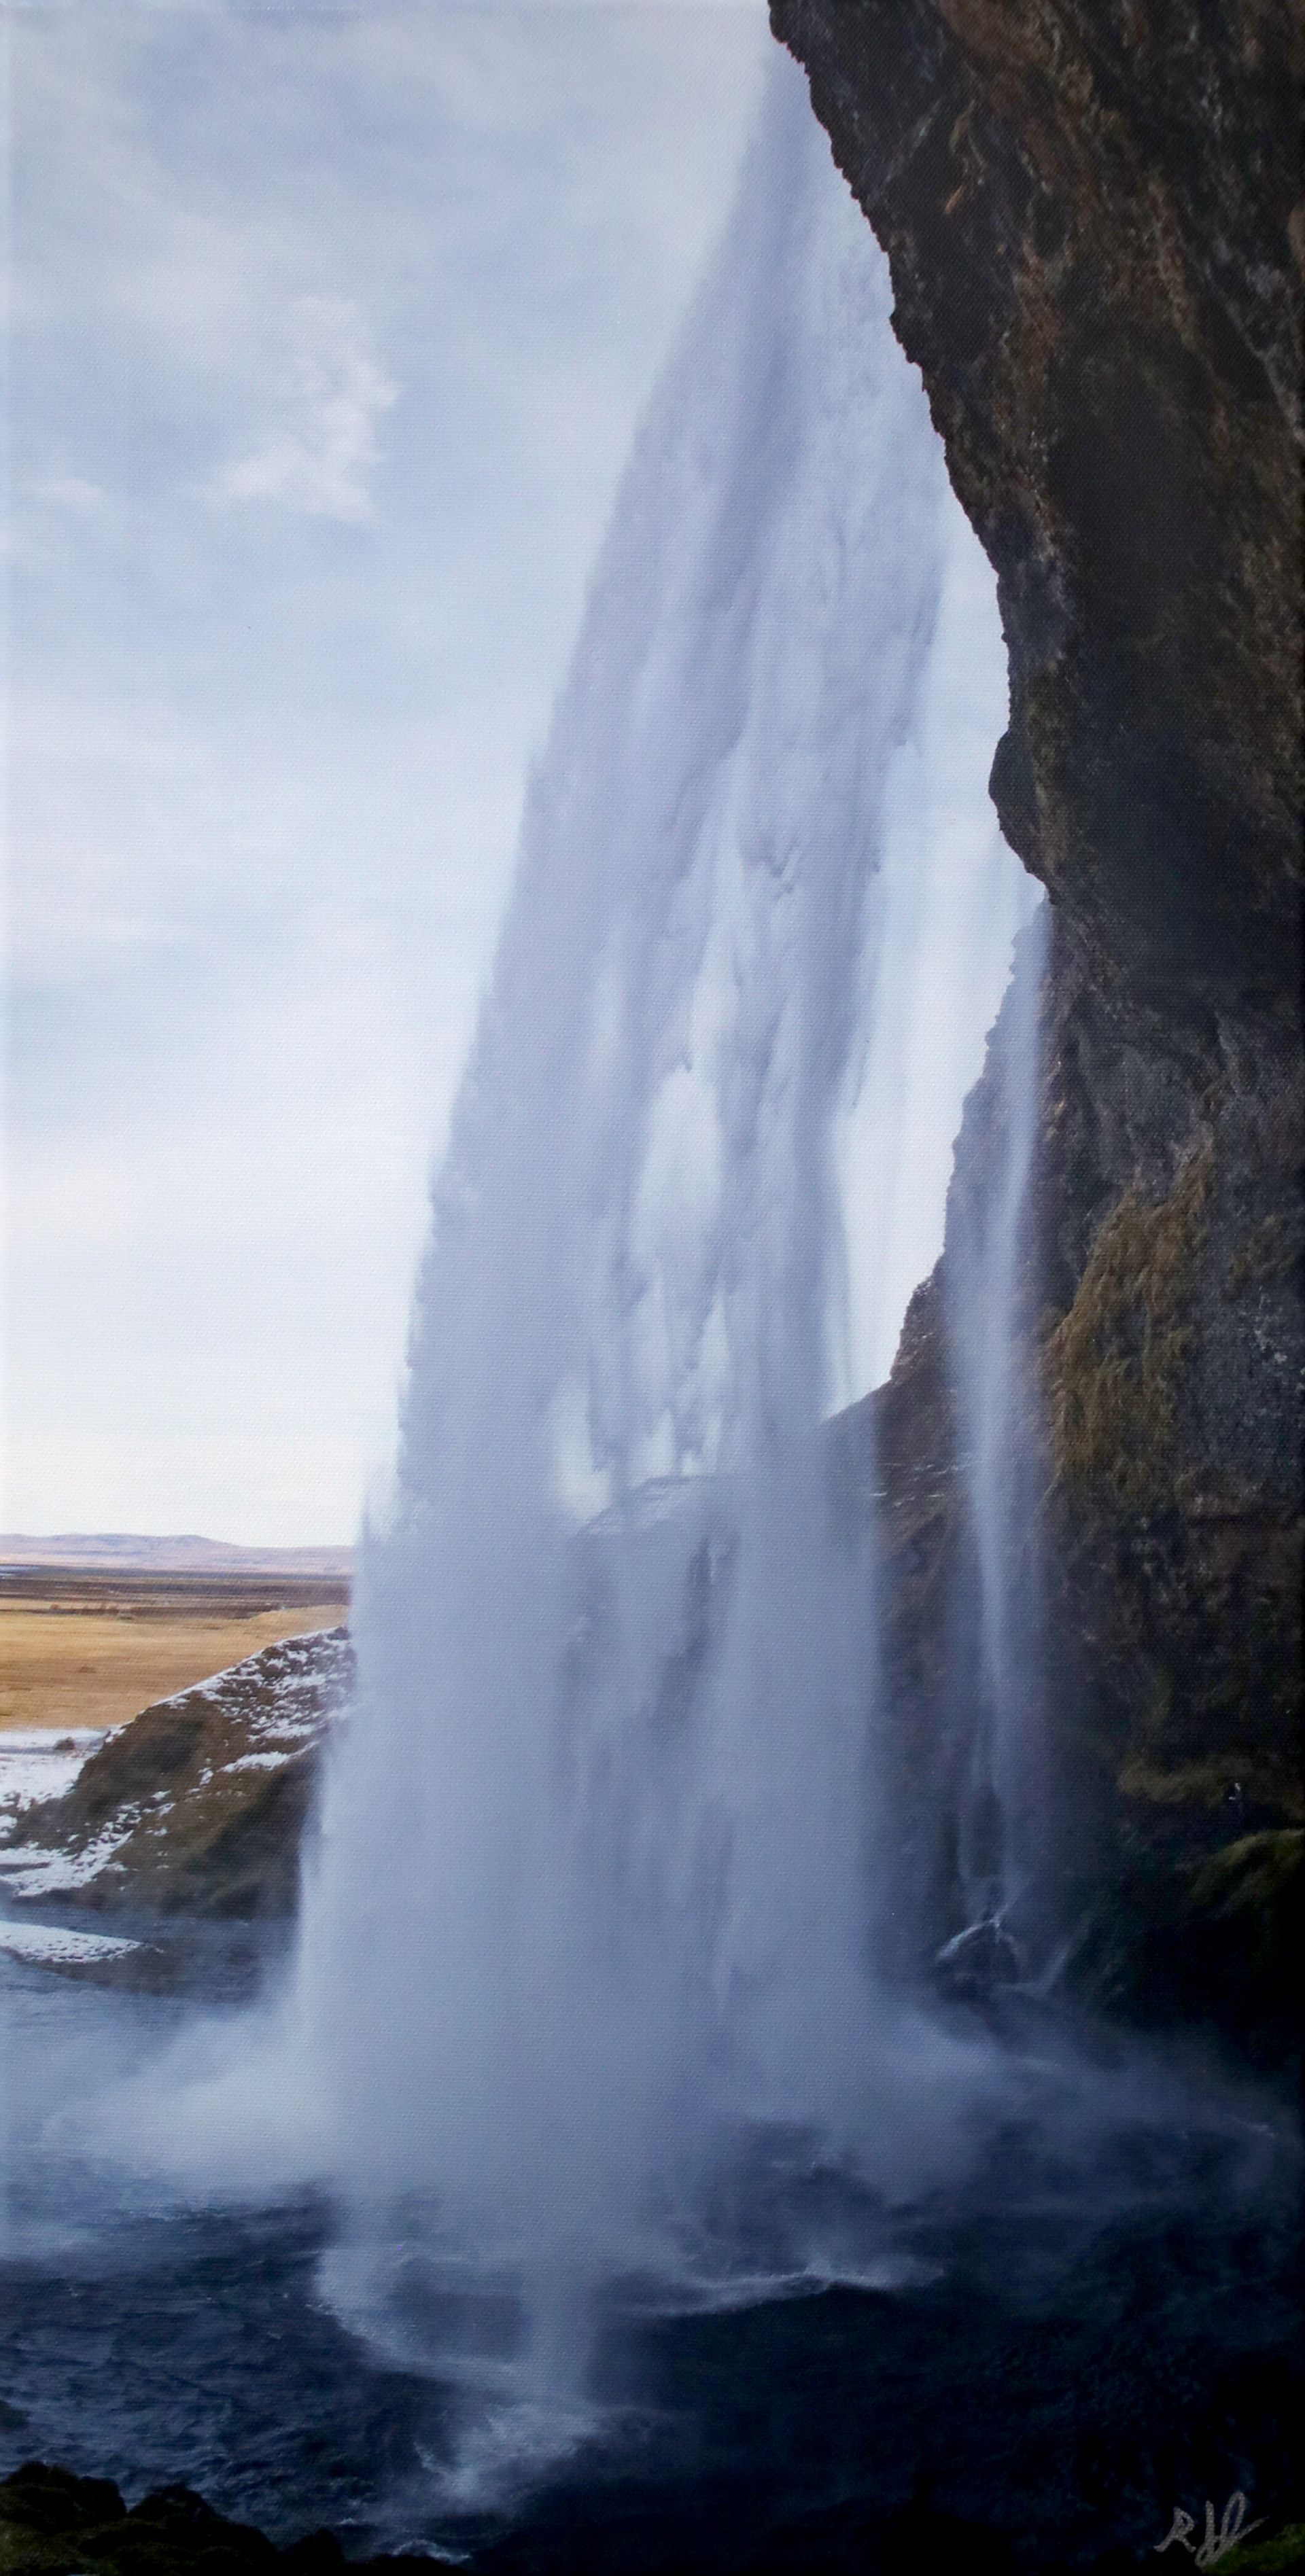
1,1937 -> 1300,2569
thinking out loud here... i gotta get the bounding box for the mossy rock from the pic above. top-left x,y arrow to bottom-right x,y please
1047,1140 -> 1213,1506
1224,2522 -> 1305,2573
1187,1827 -> 1305,1941
0,2465 -> 451,2574
0,2467 -> 277,2575
1075,1828 -> 1304,2064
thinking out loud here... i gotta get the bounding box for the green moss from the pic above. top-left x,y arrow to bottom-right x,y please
1118,1754 -> 1304,1816
1186,1826 -> 1304,1943
1081,1829 -> 1304,2063
1048,1140 -> 1213,1504
1119,1752 -> 1234,1807
0,2469 -> 280,2574
1223,2519 -> 1305,2572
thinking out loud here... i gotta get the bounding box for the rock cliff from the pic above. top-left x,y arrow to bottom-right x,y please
776,0 -> 1304,2051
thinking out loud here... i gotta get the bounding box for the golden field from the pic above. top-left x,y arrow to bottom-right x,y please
0,1572 -> 349,1734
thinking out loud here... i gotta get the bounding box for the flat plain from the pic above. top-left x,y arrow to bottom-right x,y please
0,1568 -> 350,1733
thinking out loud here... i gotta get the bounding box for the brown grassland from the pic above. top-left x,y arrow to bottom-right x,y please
0,1571 -> 349,1733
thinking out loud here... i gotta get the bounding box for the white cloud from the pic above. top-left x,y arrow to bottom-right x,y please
28,470 -> 109,516
211,295 -> 398,523
5,1 -> 769,1538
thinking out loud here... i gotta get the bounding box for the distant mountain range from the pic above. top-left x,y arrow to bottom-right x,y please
0,1534 -> 353,1576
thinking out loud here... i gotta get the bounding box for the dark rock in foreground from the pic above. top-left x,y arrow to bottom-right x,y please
0,2462 -> 423,2574
5,2461 -> 1303,2575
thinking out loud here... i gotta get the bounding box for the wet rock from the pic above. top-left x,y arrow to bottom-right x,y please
778,0 -> 1304,2062
933,1917 -> 1026,2001
0,2466 -> 428,2575
1076,1827 -> 1304,2066
771,0 -> 1302,990
0,2461 -> 126,2541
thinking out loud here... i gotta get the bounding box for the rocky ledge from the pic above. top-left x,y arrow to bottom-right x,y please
0,1629 -> 351,1926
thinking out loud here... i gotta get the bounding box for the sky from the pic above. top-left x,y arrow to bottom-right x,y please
3,0 -> 776,1544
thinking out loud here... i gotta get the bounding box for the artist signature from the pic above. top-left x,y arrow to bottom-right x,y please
1155,2491 -> 1265,2566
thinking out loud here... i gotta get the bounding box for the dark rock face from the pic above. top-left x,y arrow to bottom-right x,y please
1035,932 -> 1303,1923
774,0 -> 1304,2049
771,0 -> 1302,990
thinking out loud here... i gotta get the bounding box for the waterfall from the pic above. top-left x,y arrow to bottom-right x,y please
291,57 -> 1035,2456
941,900 -> 1049,1983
